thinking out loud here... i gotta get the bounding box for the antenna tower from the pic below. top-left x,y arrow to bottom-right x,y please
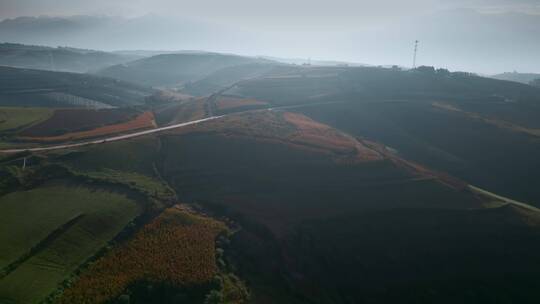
413,40 -> 419,69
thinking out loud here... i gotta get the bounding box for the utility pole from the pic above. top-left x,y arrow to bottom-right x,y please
413,40 -> 419,69
22,157 -> 26,170
48,51 -> 56,71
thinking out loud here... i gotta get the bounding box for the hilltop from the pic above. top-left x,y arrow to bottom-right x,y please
218,65 -> 540,206
492,72 -> 540,85
0,43 -> 139,73
96,53 -> 279,88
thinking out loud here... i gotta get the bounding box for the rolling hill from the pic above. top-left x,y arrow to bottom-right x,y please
3,60 -> 540,304
183,62 -> 281,96
41,109 -> 540,304
0,43 -> 140,73
220,65 -> 540,207
492,72 -> 540,85
0,66 -> 154,108
96,53 -> 278,88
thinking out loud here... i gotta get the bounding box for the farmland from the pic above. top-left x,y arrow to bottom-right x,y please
57,136 -> 161,176
214,95 -> 268,114
20,111 -> 156,142
20,108 -> 140,137
52,136 -> 176,204
58,206 -> 228,304
167,111 -> 381,163
153,98 -> 207,126
0,181 -> 142,304
0,107 -> 53,133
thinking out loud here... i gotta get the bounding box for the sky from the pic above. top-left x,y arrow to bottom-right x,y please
1,0 -> 539,22
1,0 -> 540,74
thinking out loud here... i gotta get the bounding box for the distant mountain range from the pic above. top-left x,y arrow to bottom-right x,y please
492,72 -> 540,85
0,15 -> 247,52
0,43 -> 139,73
2,12 -> 540,74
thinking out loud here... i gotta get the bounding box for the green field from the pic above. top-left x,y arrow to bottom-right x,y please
57,136 -> 160,175
0,181 -> 142,304
75,169 -> 174,200
0,107 -> 53,132
53,136 -> 175,201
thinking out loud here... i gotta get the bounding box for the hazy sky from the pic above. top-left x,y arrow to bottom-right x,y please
2,0 -> 539,25
1,0 -> 540,73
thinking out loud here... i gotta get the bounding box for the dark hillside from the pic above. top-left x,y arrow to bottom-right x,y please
228,66 -> 540,106
298,100 -> 540,206
222,66 -> 540,206
145,111 -> 540,303
0,66 -> 153,107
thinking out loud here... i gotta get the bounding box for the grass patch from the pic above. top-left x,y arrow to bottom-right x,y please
0,107 -> 53,133
0,181 -> 142,304
76,169 -> 174,200
57,136 -> 160,176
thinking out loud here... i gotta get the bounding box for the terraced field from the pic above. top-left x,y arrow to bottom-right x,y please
0,181 -> 142,304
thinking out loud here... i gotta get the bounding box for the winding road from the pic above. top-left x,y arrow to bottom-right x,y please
0,116 -> 223,154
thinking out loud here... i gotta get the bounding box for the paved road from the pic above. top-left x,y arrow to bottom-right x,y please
0,116 -> 222,154
468,185 -> 540,212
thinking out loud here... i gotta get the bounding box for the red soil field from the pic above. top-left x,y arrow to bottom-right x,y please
20,108 -> 139,137
20,111 -> 156,142
58,206 -> 227,304
282,112 -> 382,162
168,111 -> 382,162
215,96 -> 268,111
154,97 -> 206,126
